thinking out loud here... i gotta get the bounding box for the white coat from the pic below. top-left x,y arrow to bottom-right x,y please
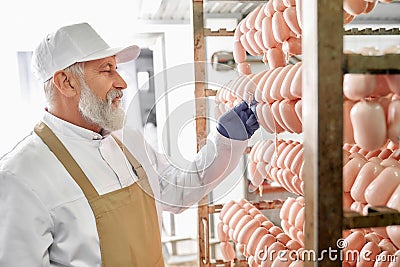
0,112 -> 247,266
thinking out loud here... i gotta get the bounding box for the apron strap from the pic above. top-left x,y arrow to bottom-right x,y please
34,122 -> 99,200
111,135 -> 154,196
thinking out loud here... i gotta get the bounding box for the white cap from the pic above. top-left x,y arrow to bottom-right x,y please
31,22 -> 141,82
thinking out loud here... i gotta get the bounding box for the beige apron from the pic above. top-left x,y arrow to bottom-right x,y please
34,122 -> 165,267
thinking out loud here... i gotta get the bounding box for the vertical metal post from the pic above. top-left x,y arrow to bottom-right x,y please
192,0 -> 210,266
302,0 -> 344,266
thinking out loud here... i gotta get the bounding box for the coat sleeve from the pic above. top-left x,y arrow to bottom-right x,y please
150,129 -> 248,213
0,171 -> 53,266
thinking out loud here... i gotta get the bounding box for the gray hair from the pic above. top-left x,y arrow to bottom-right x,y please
43,62 -> 85,106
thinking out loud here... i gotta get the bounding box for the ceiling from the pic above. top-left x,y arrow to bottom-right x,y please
136,0 -> 400,26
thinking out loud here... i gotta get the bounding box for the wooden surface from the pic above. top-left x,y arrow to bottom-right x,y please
302,0 -> 344,266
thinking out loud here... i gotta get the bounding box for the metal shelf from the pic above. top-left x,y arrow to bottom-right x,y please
344,53 -> 400,73
343,207 -> 400,229
344,27 -> 400,35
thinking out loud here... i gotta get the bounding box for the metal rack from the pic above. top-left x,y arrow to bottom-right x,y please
192,0 -> 400,266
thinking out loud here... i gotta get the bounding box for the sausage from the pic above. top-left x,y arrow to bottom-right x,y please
272,100 -> 291,132
233,215 -> 253,242
272,0 -> 286,12
267,47 -> 286,69
280,197 -> 296,220
282,36 -> 302,57
283,6 -> 301,36
217,222 -> 229,242
272,11 -> 291,43
220,241 -> 236,261
343,100 -> 355,144
356,241 -> 380,267
290,65 -> 302,98
233,41 -> 247,63
246,5 -> 262,30
262,17 -> 279,49
247,227 -> 270,256
246,29 -> 264,55
254,234 -> 277,265
270,64 -> 293,101
343,74 -> 376,101
219,200 -> 235,220
255,4 -> 268,31
350,161 -> 383,203
387,99 -> 400,145
255,69 -> 273,103
281,62 -> 302,100
343,0 -> 368,16
257,103 -> 274,133
343,156 -> 367,193
237,219 -> 262,245
222,203 -> 242,224
240,34 -> 258,56
350,100 -> 387,151
237,62 -> 252,75
365,166 -> 400,206
279,99 -> 302,133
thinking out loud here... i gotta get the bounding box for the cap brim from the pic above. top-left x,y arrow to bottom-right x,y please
77,45 -> 141,63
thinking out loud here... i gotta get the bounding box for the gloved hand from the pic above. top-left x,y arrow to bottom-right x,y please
217,101 -> 259,140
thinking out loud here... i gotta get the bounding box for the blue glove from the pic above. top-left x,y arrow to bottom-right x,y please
217,101 -> 259,140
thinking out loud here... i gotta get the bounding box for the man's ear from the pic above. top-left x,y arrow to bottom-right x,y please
53,70 -> 79,97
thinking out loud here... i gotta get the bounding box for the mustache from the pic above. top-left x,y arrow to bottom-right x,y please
107,89 -> 123,105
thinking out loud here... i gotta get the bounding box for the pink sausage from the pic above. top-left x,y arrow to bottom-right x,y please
246,6 -> 262,30
272,0 -> 286,12
247,227 -> 270,256
249,207 -> 263,218
270,64 -> 293,101
281,62 -> 302,100
254,30 -> 267,52
264,0 -> 276,17
254,213 -> 269,223
266,102 -> 286,133
378,238 -> 397,254
343,100 -> 355,144
283,6 -> 301,36
350,161 -> 383,203
282,36 -> 302,57
220,241 -> 236,261
282,0 -> 296,7
240,34 -> 258,56
256,103 -> 273,133
239,17 -> 250,33
343,0 -> 368,16
238,219 -> 262,245
288,201 -> 303,227
237,62 -> 252,75
272,100 -> 291,132
219,200 -> 235,220
290,147 -> 303,175
255,69 -> 273,103
284,142 -> 302,170
263,67 -> 283,103
374,251 -> 392,267
286,239 -> 302,251
246,70 -> 268,99
217,222 -> 229,242
233,41 -> 247,63
373,74 -> 391,96
277,142 -> 296,169
365,167 -> 400,206
290,65 -> 302,98
222,203 -> 242,224
295,0 -> 302,29
385,74 -> 400,94
269,225 -> 284,237
279,99 -> 302,133
272,11 -> 291,43
343,231 -> 366,265
254,234 -> 277,265
263,140 -> 276,163
294,207 -> 304,231
260,242 -> 287,267
350,100 -> 387,151
276,232 -> 291,245
356,241 -> 380,267
246,29 -> 264,55
232,215 -> 253,242
255,4 -> 268,31
280,197 -> 296,220
249,140 -> 263,161
343,156 -> 367,193
234,21 -> 244,41
262,17 -> 279,49
387,99 -> 400,145
365,232 -> 383,244
228,209 -> 247,229
343,74 -> 376,101
267,47 -> 286,69
386,225 -> 400,251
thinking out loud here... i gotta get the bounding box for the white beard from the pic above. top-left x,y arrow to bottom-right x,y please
78,79 -> 125,132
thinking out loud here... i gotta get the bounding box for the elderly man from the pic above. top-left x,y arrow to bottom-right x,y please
0,22 -> 258,266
